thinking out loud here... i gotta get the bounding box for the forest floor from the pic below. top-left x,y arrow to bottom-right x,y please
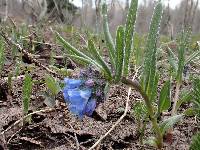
0,25 -> 199,150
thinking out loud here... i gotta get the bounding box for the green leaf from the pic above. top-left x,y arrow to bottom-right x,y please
132,101 -> 148,120
0,37 -> 5,74
175,91 -> 192,112
56,32 -> 104,73
157,80 -> 170,114
45,75 -> 61,96
88,39 -> 112,79
150,73 -> 159,102
115,26 -> 124,82
183,108 -> 195,116
123,0 -> 138,76
142,1 -> 163,93
176,28 -> 191,83
56,32 -> 95,62
133,33 -> 144,66
56,32 -> 88,58
144,137 -> 158,148
68,54 -> 101,68
192,78 -> 200,117
104,82 -> 110,100
102,0 -> 116,69
193,78 -> 200,105
185,49 -> 200,65
43,91 -> 56,107
190,132 -> 200,150
22,73 -> 33,115
167,46 -> 178,72
159,114 -> 183,135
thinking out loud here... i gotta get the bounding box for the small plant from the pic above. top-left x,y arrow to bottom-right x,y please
166,30 -> 200,115
132,101 -> 148,144
43,75 -> 61,107
22,73 -> 33,123
0,37 -> 5,74
185,78 -> 200,117
192,78 -> 200,117
56,0 -> 185,148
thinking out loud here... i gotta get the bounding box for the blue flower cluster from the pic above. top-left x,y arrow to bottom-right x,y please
63,78 -> 97,119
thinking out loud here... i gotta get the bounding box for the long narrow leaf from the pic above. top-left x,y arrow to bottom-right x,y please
175,91 -> 192,112
22,73 -> 32,115
166,46 -> 178,61
185,49 -> 200,65
102,0 -> 115,69
56,32 -> 104,72
166,46 -> 178,72
190,132 -> 200,150
157,80 -> 170,114
88,39 -> 112,79
115,26 -> 124,82
0,37 -> 4,74
176,29 -> 191,83
56,32 -> 93,61
159,114 -> 183,135
67,54 -> 103,71
150,73 -> 159,102
142,1 -> 163,94
123,0 -> 138,76
45,75 -> 61,96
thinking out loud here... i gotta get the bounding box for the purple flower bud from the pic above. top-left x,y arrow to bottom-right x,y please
85,79 -> 95,87
96,90 -> 102,97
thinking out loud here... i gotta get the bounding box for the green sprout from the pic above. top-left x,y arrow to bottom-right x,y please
22,73 -> 33,123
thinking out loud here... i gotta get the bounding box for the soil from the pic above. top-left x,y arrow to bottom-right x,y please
0,25 -> 199,150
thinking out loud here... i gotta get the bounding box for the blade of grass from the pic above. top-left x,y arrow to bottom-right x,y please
142,0 -> 163,95
22,73 -> 32,116
102,0 -> 116,70
115,26 -> 125,82
123,0 -> 138,76
88,39 -> 112,79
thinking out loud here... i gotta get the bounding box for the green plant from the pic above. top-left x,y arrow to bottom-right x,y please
132,101 -> 148,144
166,29 -> 200,115
56,0 -> 183,148
43,75 -> 61,107
0,37 -> 5,74
184,78 -> 200,117
22,73 -> 33,120
190,132 -> 200,150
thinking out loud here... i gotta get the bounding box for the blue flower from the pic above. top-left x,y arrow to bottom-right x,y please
84,99 -> 96,116
64,78 -> 83,89
62,78 -> 97,119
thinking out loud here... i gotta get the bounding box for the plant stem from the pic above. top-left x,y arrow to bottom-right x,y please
171,82 -> 181,116
121,77 -> 163,148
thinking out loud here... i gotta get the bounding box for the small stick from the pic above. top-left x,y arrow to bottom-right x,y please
21,38 -> 60,47
67,123 -> 80,150
7,128 -> 23,144
0,32 -> 60,77
0,108 -> 55,135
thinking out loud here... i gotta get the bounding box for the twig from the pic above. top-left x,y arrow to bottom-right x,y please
67,123 -> 80,150
0,32 -> 60,77
88,68 -> 140,150
2,75 -> 25,82
0,108 -> 55,135
21,38 -> 60,47
7,127 -> 23,144
31,54 -> 65,59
